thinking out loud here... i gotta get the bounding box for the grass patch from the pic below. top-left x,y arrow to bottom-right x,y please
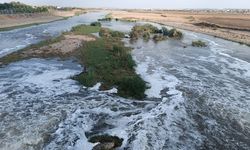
71,24 -> 101,35
99,28 -> 125,38
192,40 -> 207,47
73,32 -> 146,100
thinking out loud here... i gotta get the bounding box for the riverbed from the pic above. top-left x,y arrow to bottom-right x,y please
0,12 -> 250,150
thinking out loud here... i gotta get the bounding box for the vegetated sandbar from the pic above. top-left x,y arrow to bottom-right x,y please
106,9 -> 250,46
0,23 -> 147,100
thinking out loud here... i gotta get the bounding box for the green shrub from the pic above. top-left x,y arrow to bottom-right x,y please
192,40 -> 207,47
98,18 -> 112,21
162,27 -> 169,36
90,22 -> 102,27
129,24 -> 181,42
72,69 -> 96,87
110,31 -> 125,38
130,24 -> 155,41
99,28 -> 125,38
168,29 -> 183,39
153,34 -> 167,42
117,76 -> 147,100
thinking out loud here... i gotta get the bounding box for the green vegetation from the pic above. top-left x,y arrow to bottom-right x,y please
99,28 -> 125,38
1,23 -> 147,100
192,40 -> 207,47
0,2 -> 48,14
130,24 -> 183,42
98,13 -> 113,21
130,24 -> 159,41
98,17 -> 112,21
162,27 -> 169,36
71,24 -> 101,35
116,18 -> 137,22
168,28 -> 183,39
90,21 -> 102,27
153,34 -> 167,42
73,28 -> 146,99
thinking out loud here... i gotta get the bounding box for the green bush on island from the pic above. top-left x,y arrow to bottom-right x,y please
168,28 -> 183,39
98,13 -> 113,22
130,24 -> 159,41
99,28 -> 125,38
153,34 -> 167,42
73,30 -> 146,99
117,76 -> 147,99
162,27 -> 169,36
130,24 -> 183,42
98,17 -> 112,21
71,24 -> 101,35
192,40 -> 207,47
90,22 -> 102,27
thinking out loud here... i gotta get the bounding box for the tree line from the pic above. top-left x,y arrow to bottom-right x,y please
0,2 -> 48,14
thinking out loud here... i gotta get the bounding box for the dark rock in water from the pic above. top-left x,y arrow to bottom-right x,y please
93,142 -> 115,150
89,134 -> 123,150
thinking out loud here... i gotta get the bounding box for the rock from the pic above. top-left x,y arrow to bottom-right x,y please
93,142 -> 115,150
89,134 -> 123,150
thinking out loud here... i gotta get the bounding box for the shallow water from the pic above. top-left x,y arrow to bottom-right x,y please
0,12 -> 250,150
0,12 -> 105,57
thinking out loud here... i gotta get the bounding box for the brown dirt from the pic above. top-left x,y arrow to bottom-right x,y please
0,34 -> 95,65
109,10 -> 250,45
25,34 -> 96,57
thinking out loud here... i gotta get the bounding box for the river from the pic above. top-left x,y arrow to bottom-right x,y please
0,12 -> 250,150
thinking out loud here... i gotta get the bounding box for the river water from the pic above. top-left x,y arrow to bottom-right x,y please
0,12 -> 250,150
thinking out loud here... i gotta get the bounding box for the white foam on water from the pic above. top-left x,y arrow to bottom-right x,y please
134,55 -> 181,98
45,109 -> 95,150
89,83 -> 102,91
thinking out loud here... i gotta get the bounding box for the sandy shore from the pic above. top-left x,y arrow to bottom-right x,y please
109,10 -> 250,46
0,9 -> 85,31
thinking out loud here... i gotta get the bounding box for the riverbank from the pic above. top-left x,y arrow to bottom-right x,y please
108,10 -> 250,46
0,9 -> 86,31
